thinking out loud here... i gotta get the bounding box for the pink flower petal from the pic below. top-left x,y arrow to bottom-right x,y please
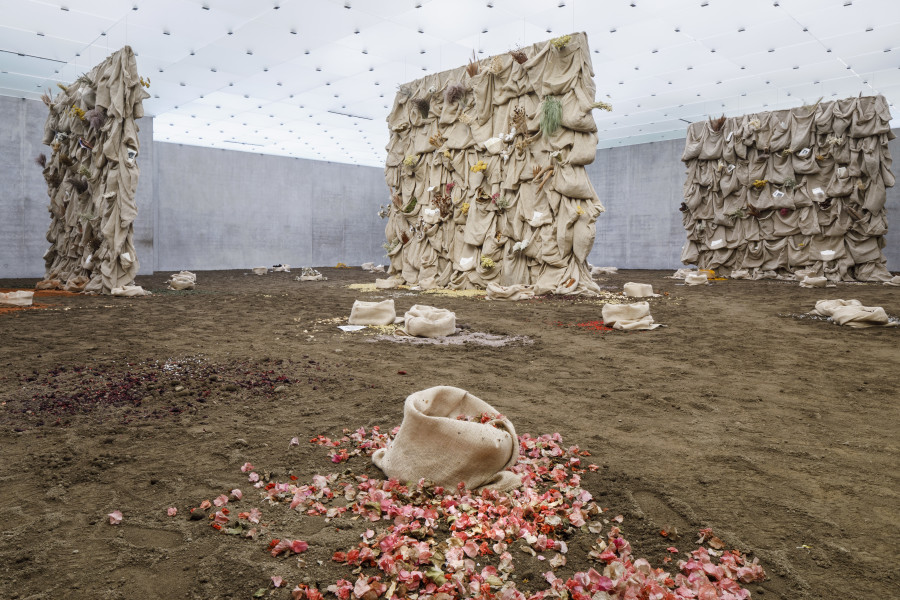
240,462 -> 254,472
167,507 -> 177,517
213,494 -> 229,507
108,510 -> 123,525
272,575 -> 284,588
290,437 -> 300,447
231,488 -> 243,500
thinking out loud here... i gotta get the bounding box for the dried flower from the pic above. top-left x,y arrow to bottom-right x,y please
480,256 -> 495,269
40,90 -> 53,106
540,96 -> 562,137
466,51 -> 480,77
781,147 -> 793,156
551,34 -> 572,49
411,97 -> 430,118
56,83 -> 69,93
442,149 -> 451,159
35,153 -> 47,168
396,84 -> 412,98
460,202 -> 470,215
783,178 -> 796,189
709,114 -> 726,132
69,105 -> 86,120
66,176 -> 89,194
78,166 -> 91,178
428,132 -> 446,147
400,196 -> 417,213
495,196 -> 510,210
752,179 -> 768,190
458,113 -> 473,125
575,204 -> 585,215
402,154 -> 417,168
509,49 -> 527,64
489,55 -> 504,75
84,107 -> 107,130
445,182 -> 455,193
779,208 -> 791,216
726,208 -> 746,219
139,76 -> 151,88
748,118 -> 761,130
444,83 -> 467,105
590,100 -> 613,111
470,160 -> 487,173
74,72 -> 94,88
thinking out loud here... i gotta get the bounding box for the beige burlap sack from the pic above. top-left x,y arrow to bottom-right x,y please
297,267 -> 326,281
883,275 -> 900,287
167,271 -> 196,290
110,285 -> 149,297
372,386 -> 522,491
375,277 -> 402,289
0,291 -> 35,307
349,299 -> 396,325
602,301 -> 661,330
623,282 -> 658,297
401,304 -> 456,337
591,266 -> 618,276
486,283 -> 535,301
799,276 -> 828,288
252,266 -> 267,275
811,299 -> 897,328
684,272 -> 709,285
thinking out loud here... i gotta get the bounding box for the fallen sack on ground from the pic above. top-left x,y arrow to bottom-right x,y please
884,276 -> 900,287
35,279 -> 61,290
684,272 -> 709,285
349,298 -> 396,325
0,290 -> 35,307
623,282 -> 660,298
799,276 -> 829,288
730,269 -> 751,279
601,301 -> 662,330
486,283 -> 535,301
111,285 -> 150,297
399,304 -> 456,337
591,266 -> 618,277
167,271 -> 196,290
273,264 -> 291,272
296,267 -> 326,282
669,268 -> 694,279
372,386 -> 522,491
810,299 -> 897,328
375,277 -> 402,289
251,266 -> 267,275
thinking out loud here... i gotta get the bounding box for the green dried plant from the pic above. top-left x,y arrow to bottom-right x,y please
550,34 -> 571,49
74,72 -> 94,88
78,166 -> 91,178
540,96 -> 562,137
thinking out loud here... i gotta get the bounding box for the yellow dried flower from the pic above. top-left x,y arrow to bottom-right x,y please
402,154 -> 417,167
443,149 -> 451,159
590,101 -> 613,112
575,204 -> 585,215
139,76 -> 151,88
551,34 -> 572,49
460,202 -> 470,215
752,179 -> 768,189
69,106 -> 86,120
480,256 -> 495,269
470,160 -> 487,173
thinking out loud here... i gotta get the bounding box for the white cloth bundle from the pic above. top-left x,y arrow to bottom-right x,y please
883,276 -> 900,287
401,304 -> 456,337
167,271 -> 196,290
799,276 -> 828,288
486,283 -> 535,301
0,290 -> 34,306
349,299 -> 396,326
810,299 -> 897,328
110,285 -> 150,297
684,272 -> 709,285
252,266 -> 267,275
601,301 -> 661,330
623,282 -> 659,298
372,386 -> 521,491
591,266 -> 618,277
272,264 -> 291,272
361,262 -> 375,272
375,277 -> 402,289
730,269 -> 751,280
669,268 -> 694,280
297,267 -> 326,281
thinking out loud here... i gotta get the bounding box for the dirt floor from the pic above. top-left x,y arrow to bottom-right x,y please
1,267 -> 898,600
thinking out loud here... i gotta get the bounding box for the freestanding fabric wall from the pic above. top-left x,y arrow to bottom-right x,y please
381,32 -> 606,295
37,46 -> 149,294
679,95 -> 895,282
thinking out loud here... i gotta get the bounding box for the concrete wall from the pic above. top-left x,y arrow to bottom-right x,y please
0,95 -> 155,278
2,93 -> 899,276
154,144 -> 386,271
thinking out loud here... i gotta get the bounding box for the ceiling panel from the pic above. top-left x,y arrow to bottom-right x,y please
2,0 -> 898,167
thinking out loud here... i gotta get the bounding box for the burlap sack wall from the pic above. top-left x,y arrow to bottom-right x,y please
679,95 -> 895,282
381,33 -> 606,295
38,46 -> 150,294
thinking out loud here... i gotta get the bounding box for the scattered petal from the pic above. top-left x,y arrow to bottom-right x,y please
107,510 -> 123,525
167,507 -> 177,517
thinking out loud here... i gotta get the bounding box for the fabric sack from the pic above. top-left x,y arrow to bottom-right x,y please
486,283 -> 535,301
0,291 -> 35,307
372,386 -> 522,491
349,299 -> 396,325
402,304 -> 456,337
602,301 -> 661,330
623,282 -> 658,298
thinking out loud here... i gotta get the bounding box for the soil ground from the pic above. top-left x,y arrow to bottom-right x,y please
1,268 -> 898,600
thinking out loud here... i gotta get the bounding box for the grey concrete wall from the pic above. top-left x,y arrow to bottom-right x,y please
0,96 -> 155,278
3,93 -> 899,276
154,143 -> 387,271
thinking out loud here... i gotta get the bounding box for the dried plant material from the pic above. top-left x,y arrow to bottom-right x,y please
396,84 -> 413,99
139,76 -> 150,88
78,165 -> 91,178
466,51 -> 480,77
35,153 -> 47,168
510,105 -> 527,136
402,154 -> 418,168
390,188 -> 402,207
411,97 -> 430,118
432,191 -> 453,218
752,179 -> 768,189
748,118 -> 761,130
489,55 -> 504,75
470,160 -> 487,173
458,113 -> 473,125
400,231 -> 410,244
825,134 -> 844,146
66,176 -> 89,194
40,90 -> 53,106
84,107 -> 107,130
56,82 -> 69,93
536,166 -> 555,193
59,154 -> 75,167
550,34 -> 571,49
460,202 -> 470,215
509,49 -> 527,64
590,101 -> 613,111
480,256 -> 495,269
74,72 -> 94,88
428,132 -> 446,147
540,96 -> 562,137
444,83 -> 467,105
783,178 -> 796,189
400,196 -> 417,214
709,114 -> 726,133
69,106 -> 87,121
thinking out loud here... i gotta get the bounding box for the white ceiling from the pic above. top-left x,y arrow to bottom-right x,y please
2,0 -> 899,167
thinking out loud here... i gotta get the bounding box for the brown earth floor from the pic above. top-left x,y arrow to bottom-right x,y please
1,268 -> 898,600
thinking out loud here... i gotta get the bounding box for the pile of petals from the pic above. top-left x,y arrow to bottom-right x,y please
190,428 -> 765,599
